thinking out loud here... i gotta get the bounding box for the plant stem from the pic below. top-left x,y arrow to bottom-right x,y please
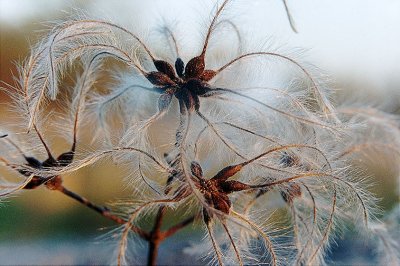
54,182 -> 194,265
40,139 -> 194,266
147,240 -> 159,266
55,183 -> 150,239
147,207 -> 196,266
147,207 -> 166,266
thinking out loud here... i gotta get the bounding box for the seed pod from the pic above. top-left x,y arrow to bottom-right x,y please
186,79 -> 211,96
24,156 -> 42,168
212,164 -> 243,183
176,88 -> 196,112
175,58 -> 185,77
145,71 -> 175,87
23,176 -> 44,189
211,193 -> 231,214
199,69 -> 216,82
220,180 -> 251,193
184,55 -> 205,78
154,60 -> 176,80
57,151 -> 74,167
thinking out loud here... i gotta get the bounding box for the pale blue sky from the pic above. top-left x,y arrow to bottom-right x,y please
1,0 -> 399,89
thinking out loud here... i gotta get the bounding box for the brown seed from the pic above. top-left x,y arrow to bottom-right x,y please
145,71 -> 175,87
212,164 -> 243,182
154,60 -> 176,80
184,56 -> 205,78
199,69 -> 216,82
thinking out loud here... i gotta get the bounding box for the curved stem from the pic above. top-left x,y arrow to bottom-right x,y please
88,147 -> 170,172
33,124 -> 55,161
212,88 -> 336,130
147,207 -> 166,266
56,20 -> 156,60
250,172 -> 368,226
117,198 -> 181,266
160,26 -> 180,58
27,45 -> 144,131
194,112 -> 312,175
206,220 -> 224,266
221,221 -> 243,266
201,0 -> 230,57
71,53 -> 101,153
231,210 -> 277,266
57,184 -> 149,239
214,52 -> 337,119
146,106 -> 193,266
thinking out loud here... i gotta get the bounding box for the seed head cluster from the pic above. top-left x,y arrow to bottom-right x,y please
0,0 -> 399,265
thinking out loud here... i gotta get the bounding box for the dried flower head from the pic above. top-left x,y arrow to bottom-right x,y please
1,0 -> 399,265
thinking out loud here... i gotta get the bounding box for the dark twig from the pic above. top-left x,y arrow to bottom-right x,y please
147,207 -> 167,266
45,177 -> 151,240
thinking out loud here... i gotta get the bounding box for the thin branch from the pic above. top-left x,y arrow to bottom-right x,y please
57,184 -> 150,239
33,124 -> 55,161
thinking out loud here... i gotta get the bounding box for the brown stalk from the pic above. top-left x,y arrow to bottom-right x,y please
43,176 -> 150,239
146,204 -> 196,265
147,207 -> 166,266
43,174 -> 194,266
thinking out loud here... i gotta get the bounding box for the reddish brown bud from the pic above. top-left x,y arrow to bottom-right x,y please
154,60 -> 176,80
145,71 -> 175,87
211,193 -> 231,214
220,180 -> 251,193
199,69 -> 216,82
185,55 -> 205,78
212,164 -> 243,182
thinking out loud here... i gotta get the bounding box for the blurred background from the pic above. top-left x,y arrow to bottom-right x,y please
1,0 -> 399,264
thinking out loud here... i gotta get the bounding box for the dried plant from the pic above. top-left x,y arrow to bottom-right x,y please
1,0 -> 399,265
